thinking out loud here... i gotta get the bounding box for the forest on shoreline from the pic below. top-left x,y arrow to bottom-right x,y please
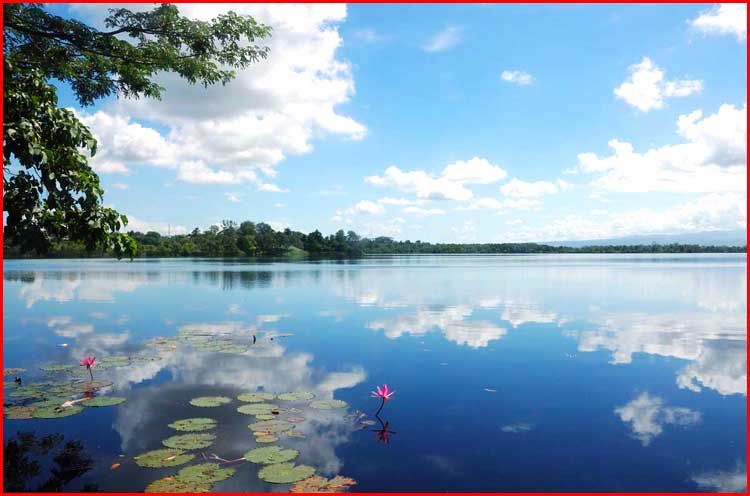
3,220 -> 745,259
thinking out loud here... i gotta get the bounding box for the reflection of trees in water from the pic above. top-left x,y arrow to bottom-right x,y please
3,431 -> 95,492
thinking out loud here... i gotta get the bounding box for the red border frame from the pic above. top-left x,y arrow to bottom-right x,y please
0,1 -> 747,495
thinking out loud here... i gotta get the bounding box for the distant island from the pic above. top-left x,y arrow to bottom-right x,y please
3,220 -> 745,259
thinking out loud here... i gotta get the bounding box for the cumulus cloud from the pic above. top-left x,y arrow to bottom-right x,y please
365,157 -> 506,202
459,197 -> 540,211
421,26 -> 463,52
501,193 -> 746,242
614,57 -> 702,112
333,200 -> 386,221
692,464 -> 747,493
125,216 -> 189,235
70,4 -> 365,187
691,3 -> 747,41
614,392 -> 701,446
403,206 -> 446,217
500,178 -> 559,198
368,305 -> 508,348
225,193 -> 241,203
500,70 -> 534,86
574,103 -> 746,193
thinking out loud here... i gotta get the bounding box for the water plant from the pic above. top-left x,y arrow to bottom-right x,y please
290,475 -> 357,493
257,462 -> 315,484
309,399 -> 347,410
134,448 -> 194,468
190,396 -> 232,407
145,476 -> 211,493
79,356 -> 96,381
82,396 -> 126,407
175,463 -> 236,484
371,384 -> 395,416
168,418 -> 217,432
244,446 -> 299,464
162,433 -> 216,450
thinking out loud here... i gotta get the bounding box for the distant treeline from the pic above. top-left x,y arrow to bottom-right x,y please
3,220 -> 745,258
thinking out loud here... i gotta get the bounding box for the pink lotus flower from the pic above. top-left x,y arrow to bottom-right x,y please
80,356 -> 96,380
371,384 -> 395,401
79,356 -> 96,368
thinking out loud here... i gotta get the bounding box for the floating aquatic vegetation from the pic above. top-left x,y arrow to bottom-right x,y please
176,463 -> 236,484
3,367 -> 26,377
134,448 -> 195,468
359,420 -> 376,427
288,407 -> 304,414
237,403 -> 278,415
4,405 -> 36,419
145,476 -> 211,493
190,396 -> 232,407
277,391 -> 315,402
255,434 -> 279,443
287,416 -> 306,423
255,414 -> 276,420
28,397 -> 69,408
286,431 -> 306,439
310,399 -> 348,410
168,418 -> 217,432
290,475 -> 357,493
244,446 -> 299,464
32,405 -> 84,419
8,386 -> 45,399
237,392 -> 276,403
258,462 -> 315,484
248,419 -> 294,434
74,380 -> 113,393
4,381 -> 18,389
162,433 -> 216,450
82,396 -> 126,407
39,364 -> 76,373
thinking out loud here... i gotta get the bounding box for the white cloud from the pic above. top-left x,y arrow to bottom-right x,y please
258,183 -> 290,193
377,197 -> 419,206
113,182 -> 129,190
502,193 -> 746,242
575,103 -> 747,193
353,28 -> 384,43
691,3 -> 747,41
365,158 -> 505,202
340,200 -> 386,216
500,178 -> 559,198
403,206 -> 446,217
369,305 -> 507,349
459,197 -> 540,211
614,392 -> 701,446
366,166 -> 473,201
125,216 -> 189,235
692,465 -> 747,493
421,26 -> 463,52
441,157 -> 508,184
614,57 -> 702,112
225,192 -> 241,203
500,70 -> 534,86
274,202 -> 285,208
72,4 -> 365,186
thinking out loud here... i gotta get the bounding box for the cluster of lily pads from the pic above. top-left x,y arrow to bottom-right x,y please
138,390 -> 356,493
2,359 -> 137,419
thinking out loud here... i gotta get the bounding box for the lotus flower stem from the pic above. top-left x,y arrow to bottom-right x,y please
375,397 -> 385,417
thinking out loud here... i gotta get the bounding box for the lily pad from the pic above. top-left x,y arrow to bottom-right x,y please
176,463 -> 236,484
75,380 -> 114,392
9,386 -> 45,399
237,392 -> 276,403
290,475 -> 357,493
244,446 -> 299,464
255,434 -> 279,443
248,419 -> 294,434
32,405 -> 84,419
168,418 -> 217,432
288,407 -> 304,414
237,403 -> 277,415
134,448 -> 194,468
190,396 -> 232,408
258,462 -> 315,484
39,364 -> 75,373
83,396 -> 126,407
287,416 -> 306,423
162,433 -> 216,450
310,399 -> 348,410
3,367 -> 26,377
4,405 -> 36,419
286,431 -> 307,439
145,476 -> 211,493
277,391 -> 315,402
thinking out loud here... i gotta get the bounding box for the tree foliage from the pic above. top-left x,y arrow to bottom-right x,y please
4,220 -> 743,258
3,3 -> 271,258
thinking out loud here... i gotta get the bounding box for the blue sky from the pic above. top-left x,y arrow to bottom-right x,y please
54,3 -> 746,242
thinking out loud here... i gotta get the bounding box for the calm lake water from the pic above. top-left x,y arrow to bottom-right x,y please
2,255 -> 747,492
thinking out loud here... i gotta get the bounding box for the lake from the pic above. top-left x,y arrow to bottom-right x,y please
2,255 -> 746,492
